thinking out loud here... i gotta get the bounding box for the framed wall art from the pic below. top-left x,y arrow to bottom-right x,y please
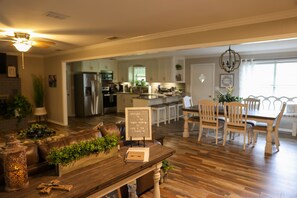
48,75 -> 57,87
7,66 -> 17,78
220,74 -> 234,88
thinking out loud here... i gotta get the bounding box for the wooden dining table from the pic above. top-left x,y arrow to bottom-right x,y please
182,105 -> 280,155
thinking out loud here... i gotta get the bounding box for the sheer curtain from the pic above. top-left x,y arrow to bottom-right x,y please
239,60 -> 255,98
239,59 -> 297,98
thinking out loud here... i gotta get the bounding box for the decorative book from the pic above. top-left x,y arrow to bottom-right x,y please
125,147 -> 150,162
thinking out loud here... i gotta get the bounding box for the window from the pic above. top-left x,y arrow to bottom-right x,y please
133,65 -> 146,84
239,60 -> 297,98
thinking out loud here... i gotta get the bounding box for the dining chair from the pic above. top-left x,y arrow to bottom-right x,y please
183,96 -> 199,130
198,99 -> 224,144
242,98 -> 261,142
223,102 -> 253,150
243,98 -> 261,111
253,102 -> 286,151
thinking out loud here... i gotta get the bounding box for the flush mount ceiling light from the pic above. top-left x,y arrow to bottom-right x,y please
219,46 -> 241,73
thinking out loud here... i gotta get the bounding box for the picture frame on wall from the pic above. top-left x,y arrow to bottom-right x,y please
7,66 -> 17,78
220,74 -> 234,88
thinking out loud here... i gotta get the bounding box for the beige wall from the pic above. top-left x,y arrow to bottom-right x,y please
44,16 -> 297,125
17,55 -> 44,106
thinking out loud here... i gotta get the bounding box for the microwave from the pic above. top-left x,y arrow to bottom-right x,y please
100,71 -> 113,81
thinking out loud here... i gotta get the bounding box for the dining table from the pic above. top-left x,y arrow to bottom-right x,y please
182,105 -> 280,155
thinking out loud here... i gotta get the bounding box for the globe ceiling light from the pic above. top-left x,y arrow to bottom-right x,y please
219,46 -> 241,73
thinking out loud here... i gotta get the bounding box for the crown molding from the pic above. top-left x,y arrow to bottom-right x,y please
46,8 -> 297,58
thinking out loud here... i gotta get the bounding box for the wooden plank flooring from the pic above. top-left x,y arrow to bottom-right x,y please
4,114 -> 296,198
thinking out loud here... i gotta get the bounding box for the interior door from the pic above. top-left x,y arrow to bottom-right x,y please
190,63 -> 215,105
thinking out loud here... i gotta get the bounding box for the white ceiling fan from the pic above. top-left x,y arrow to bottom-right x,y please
0,31 -> 56,68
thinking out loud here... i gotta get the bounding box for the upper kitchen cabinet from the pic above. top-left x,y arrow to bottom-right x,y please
158,58 -> 173,82
157,56 -> 185,83
144,59 -> 158,83
118,61 -> 133,82
81,60 -> 100,72
99,59 -> 118,82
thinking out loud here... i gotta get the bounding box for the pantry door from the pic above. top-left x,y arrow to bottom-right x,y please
190,63 -> 215,105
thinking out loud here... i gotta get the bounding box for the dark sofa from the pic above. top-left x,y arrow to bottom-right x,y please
0,121 -> 162,197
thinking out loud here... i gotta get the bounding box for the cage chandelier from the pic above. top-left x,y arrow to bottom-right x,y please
219,46 -> 241,73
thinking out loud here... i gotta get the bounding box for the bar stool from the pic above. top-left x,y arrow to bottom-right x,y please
166,102 -> 177,124
151,104 -> 167,127
176,101 -> 183,120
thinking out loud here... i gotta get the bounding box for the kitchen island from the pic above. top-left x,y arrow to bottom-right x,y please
133,94 -> 181,107
133,94 -> 182,125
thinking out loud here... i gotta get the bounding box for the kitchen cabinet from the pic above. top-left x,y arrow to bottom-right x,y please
81,60 -> 99,72
118,62 -> 133,82
117,93 -> 139,112
145,59 -> 159,82
158,58 -> 173,82
157,56 -> 185,83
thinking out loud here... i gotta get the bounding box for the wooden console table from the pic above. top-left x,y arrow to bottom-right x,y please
0,143 -> 175,198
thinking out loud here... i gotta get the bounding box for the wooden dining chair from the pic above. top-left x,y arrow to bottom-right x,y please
198,99 -> 224,144
242,98 -> 261,142
183,96 -> 199,130
243,98 -> 261,111
223,102 -> 253,150
253,102 -> 286,151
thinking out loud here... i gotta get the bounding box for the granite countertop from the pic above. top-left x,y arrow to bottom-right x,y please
135,94 -> 181,100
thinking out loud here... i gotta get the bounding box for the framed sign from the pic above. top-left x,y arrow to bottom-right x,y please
220,74 -> 234,88
7,66 -> 17,78
125,107 -> 152,141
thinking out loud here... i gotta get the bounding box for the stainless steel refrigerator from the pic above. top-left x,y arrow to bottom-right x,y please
74,72 -> 103,116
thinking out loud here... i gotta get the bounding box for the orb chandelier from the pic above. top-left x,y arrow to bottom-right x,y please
219,46 -> 241,73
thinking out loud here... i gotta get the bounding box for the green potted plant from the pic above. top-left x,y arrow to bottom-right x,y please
160,159 -> 173,183
32,74 -> 47,116
6,95 -> 32,123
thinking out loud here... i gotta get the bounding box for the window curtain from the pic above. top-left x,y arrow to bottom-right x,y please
239,60 -> 255,98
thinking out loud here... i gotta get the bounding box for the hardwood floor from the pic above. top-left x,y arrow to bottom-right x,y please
5,114 -> 296,198
65,114 -> 297,197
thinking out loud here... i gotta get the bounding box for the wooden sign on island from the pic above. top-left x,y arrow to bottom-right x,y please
125,107 -> 152,141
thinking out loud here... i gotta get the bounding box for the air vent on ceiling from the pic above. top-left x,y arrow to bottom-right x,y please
45,11 -> 70,20
105,36 -> 120,41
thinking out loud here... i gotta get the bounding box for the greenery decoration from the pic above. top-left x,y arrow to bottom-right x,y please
175,64 -> 182,70
47,135 -> 119,166
32,74 -> 45,107
17,123 -> 56,140
6,95 -> 32,122
161,160 -> 173,172
216,86 -> 242,103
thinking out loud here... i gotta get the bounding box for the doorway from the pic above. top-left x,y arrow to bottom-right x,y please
190,63 -> 215,105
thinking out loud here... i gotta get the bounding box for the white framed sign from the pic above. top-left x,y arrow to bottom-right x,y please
125,107 -> 152,141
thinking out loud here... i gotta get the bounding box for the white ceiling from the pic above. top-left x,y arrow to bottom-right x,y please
0,0 -> 297,57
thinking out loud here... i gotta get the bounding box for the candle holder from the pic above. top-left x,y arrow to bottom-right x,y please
0,135 -> 29,191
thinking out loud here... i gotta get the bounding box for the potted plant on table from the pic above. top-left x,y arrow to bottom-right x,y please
32,74 -> 47,117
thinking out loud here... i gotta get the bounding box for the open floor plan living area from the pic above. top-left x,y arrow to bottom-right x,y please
1,1 -> 297,197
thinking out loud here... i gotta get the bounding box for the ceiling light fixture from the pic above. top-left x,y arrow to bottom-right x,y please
13,41 -> 32,52
219,46 -> 241,73
13,32 -> 33,69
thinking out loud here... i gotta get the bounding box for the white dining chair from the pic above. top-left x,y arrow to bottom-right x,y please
183,96 -> 199,131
